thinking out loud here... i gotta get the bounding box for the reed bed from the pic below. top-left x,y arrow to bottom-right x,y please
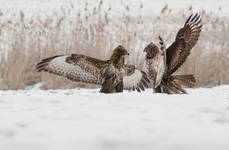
0,2 -> 228,90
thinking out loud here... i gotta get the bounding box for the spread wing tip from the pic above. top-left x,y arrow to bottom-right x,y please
185,13 -> 202,27
36,55 -> 64,72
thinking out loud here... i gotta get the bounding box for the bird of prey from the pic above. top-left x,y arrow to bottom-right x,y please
144,13 -> 202,94
36,45 -> 150,93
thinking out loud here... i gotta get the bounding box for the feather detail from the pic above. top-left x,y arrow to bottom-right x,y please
166,13 -> 202,75
36,55 -> 102,84
37,46 -> 150,92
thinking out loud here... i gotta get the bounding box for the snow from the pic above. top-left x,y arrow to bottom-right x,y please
0,86 -> 229,150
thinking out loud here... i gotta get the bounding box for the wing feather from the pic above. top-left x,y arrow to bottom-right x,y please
123,65 -> 150,92
166,13 -> 202,75
37,55 -> 150,92
36,55 -> 105,85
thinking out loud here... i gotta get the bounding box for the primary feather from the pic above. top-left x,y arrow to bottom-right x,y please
166,13 -> 202,75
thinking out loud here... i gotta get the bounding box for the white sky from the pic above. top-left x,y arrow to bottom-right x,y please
0,0 -> 228,16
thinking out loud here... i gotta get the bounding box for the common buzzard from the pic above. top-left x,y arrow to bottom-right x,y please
36,45 -> 150,93
144,13 -> 202,94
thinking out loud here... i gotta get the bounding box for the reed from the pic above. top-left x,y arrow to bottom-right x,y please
0,3 -> 228,89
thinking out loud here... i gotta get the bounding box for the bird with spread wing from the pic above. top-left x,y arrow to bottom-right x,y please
144,13 -> 202,94
36,45 -> 150,93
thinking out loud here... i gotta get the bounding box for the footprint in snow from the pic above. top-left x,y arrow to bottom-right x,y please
214,118 -> 229,124
16,122 -> 28,128
0,130 -> 16,138
199,108 -> 225,116
49,90 -> 58,94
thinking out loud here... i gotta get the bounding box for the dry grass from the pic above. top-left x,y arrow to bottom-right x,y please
0,3 -> 228,90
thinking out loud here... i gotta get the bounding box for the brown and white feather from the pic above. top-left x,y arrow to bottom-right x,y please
166,13 -> 202,75
36,51 -> 150,92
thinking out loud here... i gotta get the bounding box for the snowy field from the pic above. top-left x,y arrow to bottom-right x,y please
0,86 -> 229,150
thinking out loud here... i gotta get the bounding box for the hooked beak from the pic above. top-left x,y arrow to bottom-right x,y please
124,50 -> 129,55
143,47 -> 148,53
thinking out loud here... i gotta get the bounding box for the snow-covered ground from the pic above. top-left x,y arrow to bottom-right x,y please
0,86 -> 229,150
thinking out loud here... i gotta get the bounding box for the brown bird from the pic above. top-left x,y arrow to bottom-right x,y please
144,13 -> 202,94
36,45 -> 150,93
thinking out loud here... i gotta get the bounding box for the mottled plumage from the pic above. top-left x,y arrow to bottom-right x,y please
36,45 -> 150,93
144,13 -> 202,94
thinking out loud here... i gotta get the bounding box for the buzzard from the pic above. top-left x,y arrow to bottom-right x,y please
144,13 -> 202,94
36,45 -> 150,93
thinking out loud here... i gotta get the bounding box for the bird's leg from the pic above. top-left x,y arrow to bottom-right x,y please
100,77 -> 116,93
154,85 -> 162,93
100,67 -> 118,94
115,80 -> 123,93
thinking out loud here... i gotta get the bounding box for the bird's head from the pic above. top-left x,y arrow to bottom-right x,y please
110,45 -> 129,65
112,45 -> 129,57
143,42 -> 159,59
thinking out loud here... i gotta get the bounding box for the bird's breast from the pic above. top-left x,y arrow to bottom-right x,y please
146,54 -> 166,87
107,65 -> 125,83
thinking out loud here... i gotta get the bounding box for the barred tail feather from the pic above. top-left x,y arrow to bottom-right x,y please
173,74 -> 196,88
154,74 -> 196,94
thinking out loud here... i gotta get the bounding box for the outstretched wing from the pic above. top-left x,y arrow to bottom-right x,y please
166,13 -> 202,75
37,55 -> 150,92
36,54 -> 108,85
123,65 -> 150,92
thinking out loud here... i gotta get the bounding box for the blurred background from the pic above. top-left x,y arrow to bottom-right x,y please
0,0 -> 228,90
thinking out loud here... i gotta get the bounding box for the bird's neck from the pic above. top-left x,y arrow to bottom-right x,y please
110,55 -> 124,68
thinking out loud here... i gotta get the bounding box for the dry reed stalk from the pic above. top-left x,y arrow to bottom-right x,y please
0,4 -> 228,90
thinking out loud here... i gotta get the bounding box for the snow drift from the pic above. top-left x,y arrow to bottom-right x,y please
0,86 -> 229,150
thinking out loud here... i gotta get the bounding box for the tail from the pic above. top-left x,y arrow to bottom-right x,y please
155,74 -> 196,94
